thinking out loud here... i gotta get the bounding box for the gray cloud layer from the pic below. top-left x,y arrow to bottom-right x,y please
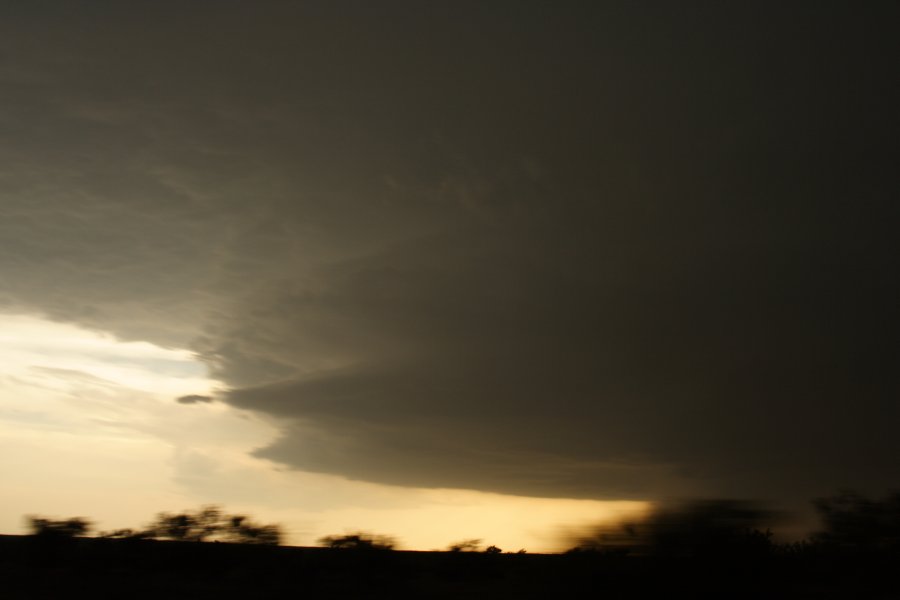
176,395 -> 213,405
2,2 -> 898,501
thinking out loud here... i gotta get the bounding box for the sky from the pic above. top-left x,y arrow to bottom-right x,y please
0,1 -> 898,549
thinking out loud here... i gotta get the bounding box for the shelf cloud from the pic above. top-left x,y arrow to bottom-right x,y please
2,2 -> 898,505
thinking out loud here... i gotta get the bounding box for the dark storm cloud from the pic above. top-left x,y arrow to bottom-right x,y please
1,2 -> 898,502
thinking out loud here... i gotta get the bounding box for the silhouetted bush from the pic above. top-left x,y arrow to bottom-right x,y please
447,539 -> 482,552
26,516 -> 91,539
318,532 -> 396,550
97,528 -> 152,540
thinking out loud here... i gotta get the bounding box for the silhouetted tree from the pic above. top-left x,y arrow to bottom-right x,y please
145,505 -> 281,545
484,545 -> 502,554
149,507 -> 219,542
223,514 -> 282,545
26,516 -> 91,539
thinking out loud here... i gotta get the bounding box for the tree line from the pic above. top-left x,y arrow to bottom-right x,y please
27,505 -> 281,545
22,489 -> 900,556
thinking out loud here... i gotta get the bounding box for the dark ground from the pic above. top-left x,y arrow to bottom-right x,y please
1,535 -> 898,599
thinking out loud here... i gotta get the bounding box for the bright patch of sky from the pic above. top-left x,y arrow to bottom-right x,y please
0,312 -> 647,551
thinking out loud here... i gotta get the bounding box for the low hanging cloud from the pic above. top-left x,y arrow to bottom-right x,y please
1,3 -> 898,503
176,395 -> 214,405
